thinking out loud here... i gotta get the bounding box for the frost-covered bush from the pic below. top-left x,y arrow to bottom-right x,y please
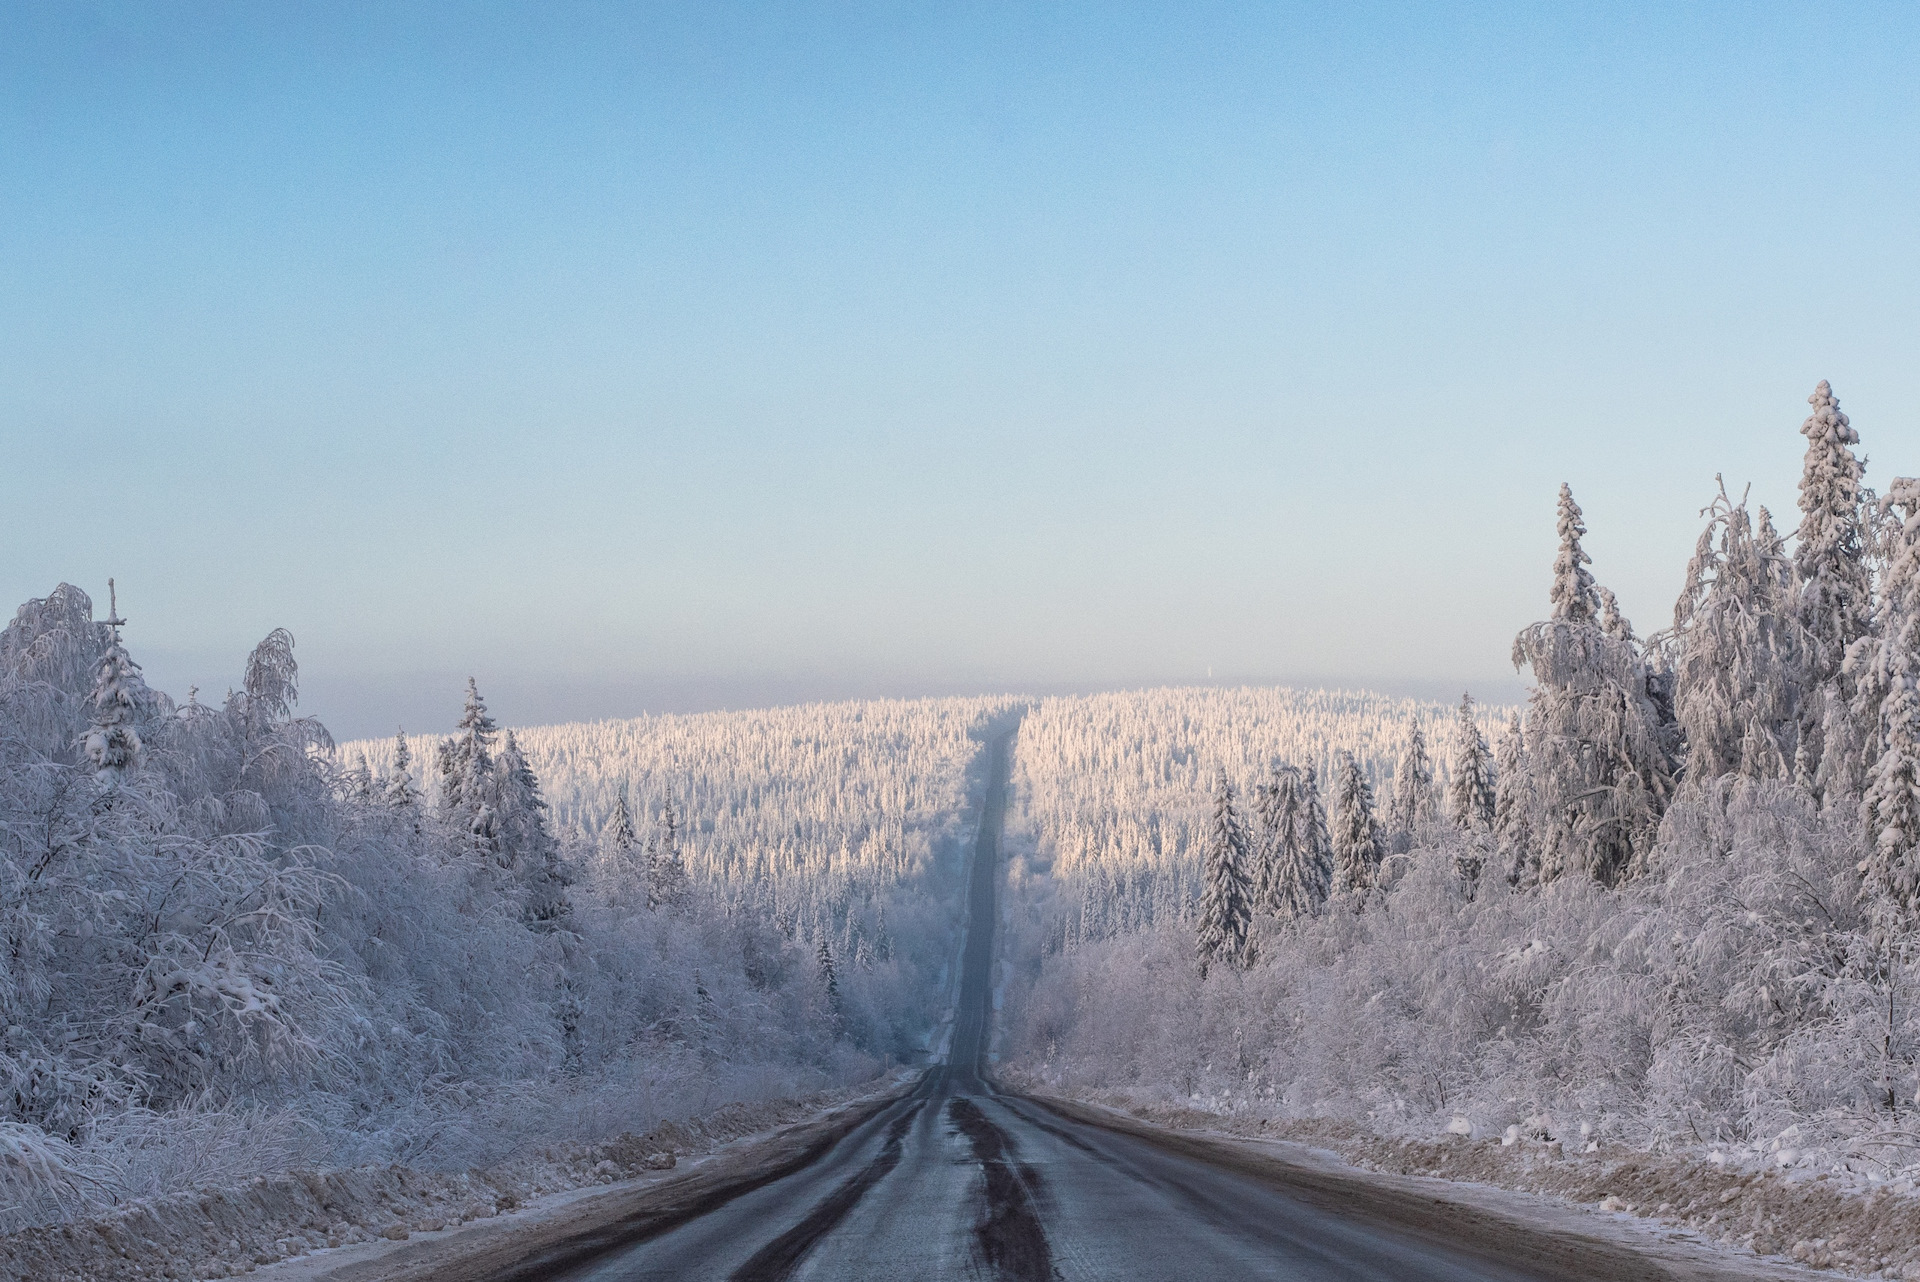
1004,783 -> 1920,1170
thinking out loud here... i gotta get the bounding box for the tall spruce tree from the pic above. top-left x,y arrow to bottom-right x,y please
441,679 -> 502,855
1549,482 -> 1600,624
1252,764 -> 1294,914
647,793 -> 691,911
1387,723 -> 1436,846
1446,693 -> 1496,832
1513,484 -> 1675,886
1856,477 -> 1920,940
607,785 -> 636,853
1795,382 -> 1873,794
1265,763 -> 1332,922
1596,586 -> 1636,644
383,729 -> 419,810
1195,770 -> 1254,974
1493,713 -> 1536,886
344,752 -> 374,803
497,730 -> 571,929
81,580 -> 147,775
817,938 -> 843,1026
1330,751 -> 1383,896
601,783 -> 641,898
1299,763 -> 1334,899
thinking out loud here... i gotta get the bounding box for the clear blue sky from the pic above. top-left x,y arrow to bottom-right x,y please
4,3 -> 1917,740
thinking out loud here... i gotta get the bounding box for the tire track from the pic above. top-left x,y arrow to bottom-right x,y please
727,1103 -> 925,1281
946,1097 -> 1057,1282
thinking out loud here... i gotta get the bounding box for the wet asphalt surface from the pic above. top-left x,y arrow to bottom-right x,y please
545,734 -> 1562,1282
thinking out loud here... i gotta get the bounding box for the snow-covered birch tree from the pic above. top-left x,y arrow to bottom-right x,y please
1661,481 -> 1809,786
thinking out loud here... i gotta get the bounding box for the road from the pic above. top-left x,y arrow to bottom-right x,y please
535,733 -> 1625,1282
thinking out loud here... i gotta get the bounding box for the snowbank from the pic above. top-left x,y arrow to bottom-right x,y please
1,1077 -> 900,1282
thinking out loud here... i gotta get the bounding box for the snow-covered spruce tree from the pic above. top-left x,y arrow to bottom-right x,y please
1258,764 -> 1332,923
1443,692 -> 1496,888
646,793 -> 690,912
817,938 -> 844,1027
1330,750 -> 1383,896
607,784 -> 636,854
1195,770 -> 1254,974
595,783 -> 645,905
1492,713 -> 1536,886
383,729 -> 419,810
80,583 -> 149,775
1795,381 -> 1874,796
1252,764 -> 1294,914
431,736 -> 456,811
1512,484 -> 1676,886
440,677 -> 498,824
1660,481 -> 1810,787
1386,722 -> 1436,849
343,751 -> 374,802
497,730 -> 572,930
1549,482 -> 1600,624
1446,693 -> 1495,832
1596,586 -> 1634,644
1296,764 -> 1334,912
1857,477 -> 1920,941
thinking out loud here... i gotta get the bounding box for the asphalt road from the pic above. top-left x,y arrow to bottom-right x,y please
538,733 -> 1602,1282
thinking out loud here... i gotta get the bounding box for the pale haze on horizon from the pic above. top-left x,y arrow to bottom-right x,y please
4,3 -> 1918,741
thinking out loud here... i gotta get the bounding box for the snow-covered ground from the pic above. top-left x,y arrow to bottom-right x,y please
2,1074 -> 911,1282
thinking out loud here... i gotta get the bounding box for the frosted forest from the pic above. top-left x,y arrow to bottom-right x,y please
1001,381 -> 1920,1188
7,378 -> 1920,1247
0,593 -> 1021,1231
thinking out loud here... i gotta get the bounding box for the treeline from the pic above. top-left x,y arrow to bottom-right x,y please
345,693 -> 1025,1056
1001,686 -> 1507,951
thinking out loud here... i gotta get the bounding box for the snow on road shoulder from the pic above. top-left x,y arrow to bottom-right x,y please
1045,1091 -> 1916,1281
1,1073 -> 913,1282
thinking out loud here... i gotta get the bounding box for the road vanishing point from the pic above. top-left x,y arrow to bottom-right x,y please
468,731 -> 1695,1282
